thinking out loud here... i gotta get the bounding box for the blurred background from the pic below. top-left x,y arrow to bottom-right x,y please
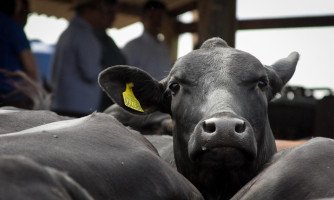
18,0 -> 334,139
26,0 -> 334,90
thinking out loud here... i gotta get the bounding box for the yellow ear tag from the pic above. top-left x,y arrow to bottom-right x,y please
122,82 -> 144,112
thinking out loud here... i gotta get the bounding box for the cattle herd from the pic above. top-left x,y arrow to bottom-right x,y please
0,37 -> 334,200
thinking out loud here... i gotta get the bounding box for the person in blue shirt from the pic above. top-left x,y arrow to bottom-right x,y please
0,0 -> 40,108
93,0 -> 127,111
51,0 -> 117,117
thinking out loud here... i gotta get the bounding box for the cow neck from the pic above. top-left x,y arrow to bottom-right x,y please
172,124 -> 249,200
171,118 -> 277,200
255,120 -> 277,171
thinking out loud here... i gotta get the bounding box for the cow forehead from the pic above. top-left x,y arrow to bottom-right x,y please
170,47 -> 265,83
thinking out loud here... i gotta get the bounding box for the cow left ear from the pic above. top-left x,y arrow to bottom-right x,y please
98,65 -> 169,114
266,52 -> 300,99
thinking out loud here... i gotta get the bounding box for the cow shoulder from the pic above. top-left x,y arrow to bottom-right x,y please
231,137 -> 334,200
0,155 -> 93,200
145,135 -> 175,167
0,113 -> 202,200
0,107 -> 72,134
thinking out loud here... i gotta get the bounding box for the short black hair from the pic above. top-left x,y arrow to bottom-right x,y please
74,0 -> 118,13
105,0 -> 118,4
142,0 -> 166,13
0,0 -> 16,16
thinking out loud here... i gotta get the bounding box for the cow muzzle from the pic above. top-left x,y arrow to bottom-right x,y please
188,112 -> 257,168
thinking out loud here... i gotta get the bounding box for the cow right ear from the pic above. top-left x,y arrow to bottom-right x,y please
98,65 -> 169,114
265,52 -> 299,100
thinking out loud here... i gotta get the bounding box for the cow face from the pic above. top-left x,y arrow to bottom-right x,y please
99,37 -> 299,199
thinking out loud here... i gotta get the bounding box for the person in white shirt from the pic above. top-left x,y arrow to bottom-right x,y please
122,0 -> 172,81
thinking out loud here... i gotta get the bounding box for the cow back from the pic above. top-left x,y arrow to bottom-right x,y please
0,113 -> 203,200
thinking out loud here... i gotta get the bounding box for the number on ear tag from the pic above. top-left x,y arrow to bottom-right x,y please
122,82 -> 144,112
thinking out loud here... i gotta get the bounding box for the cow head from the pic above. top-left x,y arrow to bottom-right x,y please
98,37 -> 299,199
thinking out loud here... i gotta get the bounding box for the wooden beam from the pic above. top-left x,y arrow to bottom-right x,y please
30,0 -> 73,20
162,17 -> 179,62
175,21 -> 197,34
168,1 -> 197,17
118,1 -> 197,18
118,2 -> 142,16
175,15 -> 334,34
197,0 -> 237,47
238,16 -> 334,30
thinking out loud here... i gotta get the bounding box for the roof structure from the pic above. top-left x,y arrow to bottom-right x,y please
30,0 -> 196,28
29,0 -> 334,58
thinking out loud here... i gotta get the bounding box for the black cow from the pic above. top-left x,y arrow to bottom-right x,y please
0,113 -> 203,200
145,135 -> 175,167
231,137 -> 334,200
98,37 -> 300,199
104,104 -> 172,135
0,107 -> 72,134
0,155 -> 93,200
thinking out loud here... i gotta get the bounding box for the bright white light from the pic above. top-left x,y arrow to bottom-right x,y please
236,27 -> 334,89
177,12 -> 194,58
107,22 -> 143,48
24,1 -> 334,90
237,0 -> 334,19
178,11 -> 193,23
25,13 -> 68,45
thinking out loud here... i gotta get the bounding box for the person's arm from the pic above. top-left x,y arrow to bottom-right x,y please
122,42 -> 138,67
19,49 -> 40,82
13,23 -> 41,83
76,35 -> 101,83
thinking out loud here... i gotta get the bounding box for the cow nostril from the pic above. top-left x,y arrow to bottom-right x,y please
202,120 -> 216,133
235,121 -> 246,133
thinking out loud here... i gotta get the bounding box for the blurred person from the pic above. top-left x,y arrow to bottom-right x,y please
0,0 -> 40,109
122,0 -> 172,81
93,0 -> 127,111
51,0 -> 114,117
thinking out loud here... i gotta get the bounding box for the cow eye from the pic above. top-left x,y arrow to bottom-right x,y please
169,82 -> 180,95
257,78 -> 268,89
